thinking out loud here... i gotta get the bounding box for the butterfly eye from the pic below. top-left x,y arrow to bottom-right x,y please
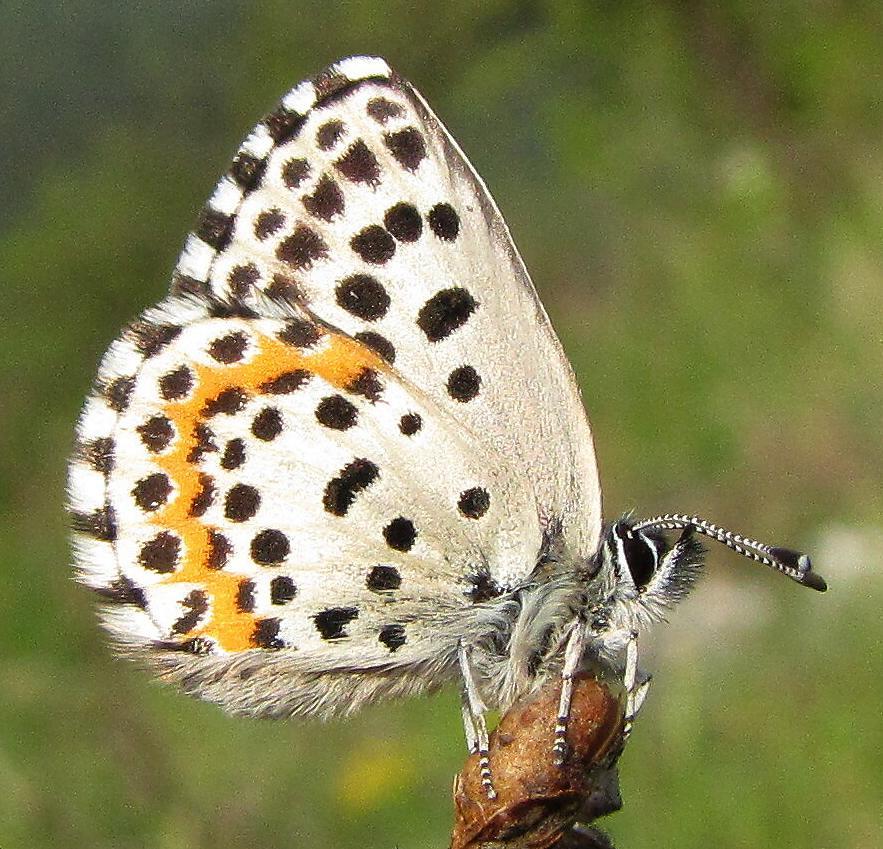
613,525 -> 659,589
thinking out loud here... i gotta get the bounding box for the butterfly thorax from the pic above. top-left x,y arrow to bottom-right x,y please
466,517 -> 710,710
461,544 -> 599,711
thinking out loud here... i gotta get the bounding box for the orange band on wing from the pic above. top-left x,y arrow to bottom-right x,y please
151,327 -> 383,651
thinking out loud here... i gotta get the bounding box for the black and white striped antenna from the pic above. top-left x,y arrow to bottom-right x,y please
630,513 -> 827,591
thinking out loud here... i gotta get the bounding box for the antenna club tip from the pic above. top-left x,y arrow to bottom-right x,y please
801,571 -> 828,592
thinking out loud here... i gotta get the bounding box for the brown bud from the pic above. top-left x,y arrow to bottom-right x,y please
451,675 -> 625,849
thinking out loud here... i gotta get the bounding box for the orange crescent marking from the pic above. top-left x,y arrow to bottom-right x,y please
150,326 -> 383,652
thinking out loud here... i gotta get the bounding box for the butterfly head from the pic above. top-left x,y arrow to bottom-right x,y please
598,512 -> 826,622
607,519 -> 668,590
598,518 -> 704,611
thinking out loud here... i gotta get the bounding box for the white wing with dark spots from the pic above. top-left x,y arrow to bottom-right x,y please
174,56 -> 602,565
69,295 -> 541,715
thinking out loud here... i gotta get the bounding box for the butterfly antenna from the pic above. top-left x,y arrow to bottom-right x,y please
630,514 -> 827,592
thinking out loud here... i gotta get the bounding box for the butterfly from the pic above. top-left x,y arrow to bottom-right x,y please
68,56 -> 826,798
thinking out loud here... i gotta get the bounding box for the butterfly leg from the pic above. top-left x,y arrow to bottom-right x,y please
552,619 -> 588,765
458,641 -> 496,799
460,694 -> 479,754
615,628 -> 654,742
626,673 -> 652,741
587,623 -> 651,742
622,629 -> 640,738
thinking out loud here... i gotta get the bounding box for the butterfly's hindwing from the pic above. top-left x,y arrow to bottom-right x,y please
70,297 -> 540,697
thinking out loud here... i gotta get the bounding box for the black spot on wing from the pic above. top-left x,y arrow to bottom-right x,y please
315,395 -> 358,430
458,487 -> 490,519
80,437 -> 115,474
384,202 -> 422,242
94,576 -> 147,609
312,68 -> 355,100
132,473 -> 172,512
224,484 -> 260,522
270,575 -> 298,605
236,579 -> 256,613
220,438 -> 246,470
188,473 -> 216,518
354,331 -> 395,365
156,636 -> 215,655
398,413 -> 422,436
252,617 -> 285,649
171,274 -> 211,300
383,517 -> 417,552
335,140 -> 381,186
195,206 -> 234,250
351,225 -> 396,265
208,331 -> 248,364
250,529 -> 290,565
379,624 -> 406,651
139,531 -> 180,573
428,203 -> 460,241
105,376 -> 135,412
260,369 -> 311,394
384,127 -> 426,170
71,505 -> 117,541
282,157 -> 310,188
265,106 -> 306,144
314,607 -> 358,640
251,407 -> 283,441
202,388 -> 248,417
302,174 -> 344,221
335,274 -> 390,320
206,530 -> 232,570
367,97 -> 404,123
277,225 -> 328,270
128,321 -> 181,358
316,119 -> 345,150
323,459 -> 379,516
186,423 -> 216,464
265,273 -> 305,305
446,366 -> 481,402
254,208 -> 286,240
345,368 -> 383,402
137,416 -> 175,453
367,565 -> 401,592
231,152 -> 266,190
172,589 -> 209,634
278,319 -> 322,348
417,288 -> 477,342
207,301 -> 259,320
159,366 -> 194,401
228,263 -> 260,298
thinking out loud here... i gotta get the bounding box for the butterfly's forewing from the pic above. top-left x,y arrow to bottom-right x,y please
176,56 -> 602,566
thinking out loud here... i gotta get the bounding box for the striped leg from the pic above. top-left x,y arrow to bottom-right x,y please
552,620 -> 588,765
458,641 -> 496,799
460,694 -> 479,754
621,629 -> 653,741
622,629 -> 639,737
626,676 -> 652,740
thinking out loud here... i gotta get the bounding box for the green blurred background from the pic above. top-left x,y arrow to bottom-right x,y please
2,3 -> 880,847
